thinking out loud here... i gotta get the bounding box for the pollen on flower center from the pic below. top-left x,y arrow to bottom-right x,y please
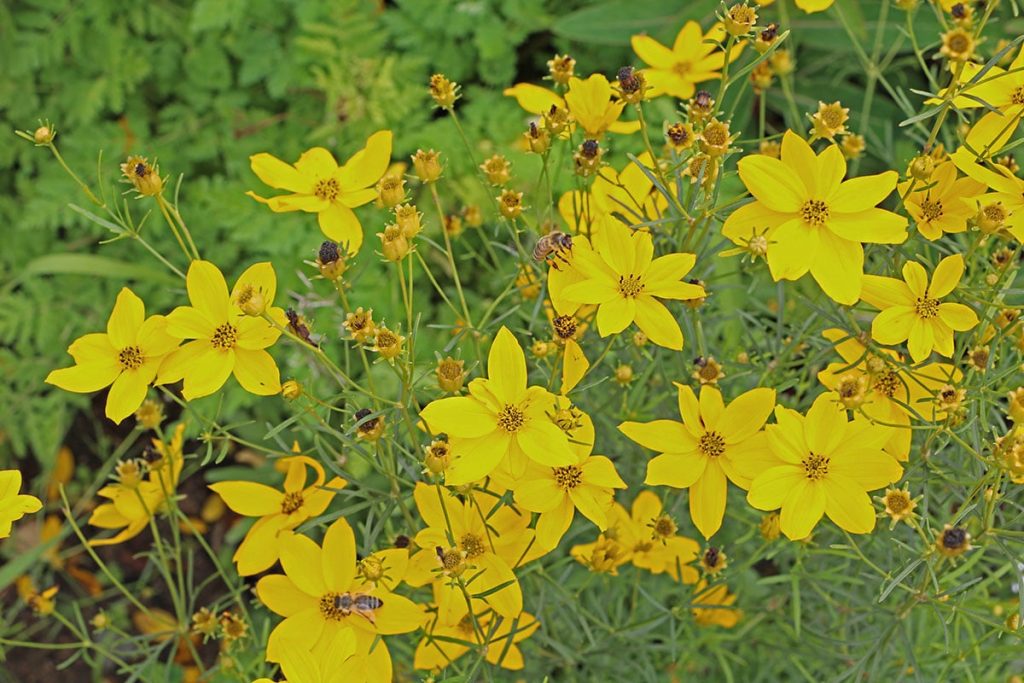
673,62 -> 691,76
552,464 -> 583,490
552,314 -> 577,340
1012,86 -> 1024,106
698,431 -> 726,458
319,592 -> 345,621
919,198 -> 944,222
459,532 -> 486,559
617,274 -> 645,298
314,178 -> 341,202
802,453 -> 830,480
652,514 -> 677,539
118,346 -> 144,371
800,200 -> 830,226
884,490 -> 909,513
873,369 -> 900,398
211,323 -> 239,350
496,404 -> 526,433
280,491 -> 304,514
914,296 -> 940,319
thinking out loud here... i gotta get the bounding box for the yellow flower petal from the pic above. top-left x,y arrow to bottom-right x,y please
810,231 -> 863,305
445,431 -> 512,485
937,302 -> 978,331
318,202 -> 363,254
236,518 -> 290,576
515,478 -> 563,513
233,348 -> 281,395
322,517 -> 357,592
419,396 -> 495,438
822,477 -> 876,534
871,306 -> 916,346
827,208 -> 908,245
105,369 -> 151,424
256,573 -> 316,617
266,607 -> 325,663
907,319 -> 934,362
294,147 -> 338,177
738,152 -> 806,213
804,393 -> 846,455
166,306 -> 215,340
780,481 -> 825,540
631,34 -> 676,68
46,361 -> 120,394
338,130 -> 393,190
595,296 -> 635,336
781,130 -> 820,196
209,481 -> 283,517
829,171 -> 898,214
472,553 -> 522,618
280,533 -> 327,597
182,346 -> 235,400
581,455 -> 627,488
689,459 -> 727,539
633,296 -> 682,350
619,419 -> 692,451
502,83 -> 564,115
766,219 -> 815,281
719,387 -> 775,444
645,451 -> 707,488
861,275 -> 914,309
186,260 -> 229,322
250,153 -> 311,193
536,499 -> 574,548
106,288 -> 144,348
518,420 -> 576,467
929,254 -> 964,298
488,327 -> 527,403
830,449 -> 902,489
561,338 -> 589,394
569,486 -> 609,529
232,262 -> 277,310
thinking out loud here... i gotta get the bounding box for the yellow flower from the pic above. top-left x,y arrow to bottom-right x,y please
899,161 -> 985,240
252,632 -> 361,683
631,22 -> 743,99
89,424 -> 185,546
817,328 -> 961,460
208,456 -> 346,575
861,254 -> 979,363
747,394 -> 904,540
620,384 -> 776,538
418,327 -> 576,485
723,130 -> 908,305
615,491 -> 700,582
414,610 -> 539,672
247,131 -> 393,254
795,0 -> 834,12
503,76 -> 640,138
951,147 -> 1024,240
558,154 -> 666,238
46,288 -> 178,424
559,220 -> 704,350
0,470 -> 42,538
256,517 -> 426,672
691,580 -> 742,627
404,483 -> 533,623
158,261 -> 285,399
514,404 -> 627,549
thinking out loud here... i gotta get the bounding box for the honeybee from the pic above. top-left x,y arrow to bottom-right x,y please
532,230 -> 573,269
333,592 -> 384,625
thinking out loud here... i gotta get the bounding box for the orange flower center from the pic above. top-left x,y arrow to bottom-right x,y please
118,346 -> 144,371
1012,86 -> 1024,106
496,404 -> 525,433
802,453 -> 830,480
617,274 -> 645,298
552,464 -> 583,490
281,491 -> 304,514
919,198 -> 943,222
673,61 -> 692,76
914,296 -> 940,319
885,490 -> 910,514
698,431 -> 726,458
314,178 -> 341,201
211,323 -> 238,350
459,532 -> 486,559
652,514 -> 677,539
800,200 -> 830,226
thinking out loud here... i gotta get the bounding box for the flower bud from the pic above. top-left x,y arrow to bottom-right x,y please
977,201 -> 1008,233
480,154 -> 511,186
121,155 -> 164,196
724,3 -> 757,37
574,139 -> 603,177
423,439 -> 451,475
428,74 -> 460,110
376,174 -> 406,208
497,189 -> 525,219
543,105 -> 571,136
666,123 -> 695,152
354,408 -> 386,441
344,307 -> 376,343
525,122 -> 551,154
394,204 -> 422,238
436,356 -> 466,393
281,380 -> 302,400
755,23 -> 779,53
908,154 -> 935,182
34,125 -> 55,144
616,66 -> 646,104
378,224 -> 410,262
317,240 -> 347,281
412,149 -> 442,183
372,325 -> 405,360
547,54 -> 576,85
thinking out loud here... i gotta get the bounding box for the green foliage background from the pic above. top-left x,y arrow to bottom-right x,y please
4,1 -> 1024,681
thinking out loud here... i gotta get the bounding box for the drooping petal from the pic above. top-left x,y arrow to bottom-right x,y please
319,203 -> 363,255
105,371 -> 151,424
536,499 -> 575,549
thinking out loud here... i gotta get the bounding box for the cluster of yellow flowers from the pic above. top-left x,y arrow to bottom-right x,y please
11,0 -> 1024,679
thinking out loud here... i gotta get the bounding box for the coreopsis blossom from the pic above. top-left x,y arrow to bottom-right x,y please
747,394 -> 904,540
404,483 -> 534,623
247,131 -> 393,254
208,456 -> 347,575
559,219 -> 705,350
817,328 -> 961,460
414,610 -> 539,672
861,254 -> 979,362
503,76 -> 641,138
691,580 -> 742,628
252,632 -> 362,683
158,261 -> 286,399
558,153 -> 667,236
46,288 -> 178,423
631,22 -> 743,99
620,384 -> 776,538
256,517 -> 426,675
572,491 -> 700,582
513,401 -> 627,549
89,424 -> 185,546
899,161 -> 985,240
723,130 -> 908,305
418,327 -> 576,485
0,470 -> 42,538
951,147 -> 1024,240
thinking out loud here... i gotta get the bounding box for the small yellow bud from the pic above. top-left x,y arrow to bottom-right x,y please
755,23 -> 779,53
497,189 -> 525,219
666,122 -> 695,152
614,364 -> 634,386
343,307 -> 376,343
480,154 -> 512,186
461,204 -> 483,228
281,380 -> 302,400
908,154 -> 935,182
724,3 -> 757,37
573,139 -> 603,177
525,122 -> 551,154
428,74 -> 460,110
977,201 -> 1008,233
121,155 -> 164,196
317,241 -> 347,281
354,408 -> 386,441
840,133 -> 866,160
376,174 -> 406,208
424,439 -> 451,475
235,284 -> 266,317
547,54 -> 576,85
394,204 -> 422,238
378,224 -> 411,262
810,101 -> 850,142
34,125 -> 55,144
372,326 -> 405,360
412,149 -> 442,183
135,399 -> 164,430
436,356 -> 466,393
